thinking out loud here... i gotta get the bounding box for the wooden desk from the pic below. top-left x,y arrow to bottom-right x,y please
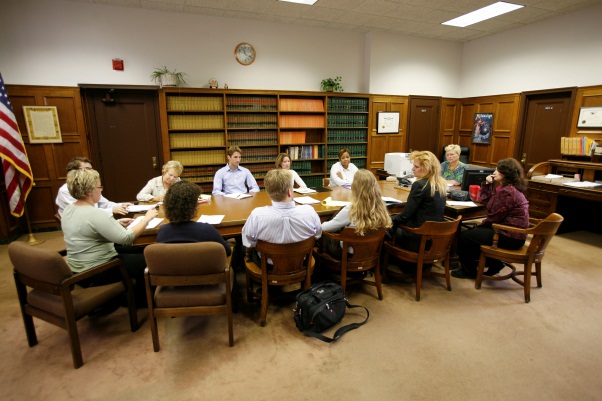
134,181 -> 486,245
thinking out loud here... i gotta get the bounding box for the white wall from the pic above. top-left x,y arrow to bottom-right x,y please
1,0 -> 601,97
460,4 -> 602,97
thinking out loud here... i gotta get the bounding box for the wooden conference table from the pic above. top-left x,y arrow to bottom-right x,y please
133,181 -> 486,246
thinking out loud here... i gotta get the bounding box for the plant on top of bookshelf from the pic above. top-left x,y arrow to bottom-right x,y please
150,66 -> 188,88
320,76 -> 344,92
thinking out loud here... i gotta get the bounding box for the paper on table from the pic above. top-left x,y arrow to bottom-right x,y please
294,196 -> 321,205
294,187 -> 317,194
563,181 -> 602,188
446,200 -> 478,206
197,215 -> 225,224
321,197 -> 351,207
127,204 -> 158,213
382,196 -> 403,204
224,193 -> 252,199
127,216 -> 164,229
199,194 -> 212,200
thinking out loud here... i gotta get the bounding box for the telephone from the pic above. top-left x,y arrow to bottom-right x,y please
399,178 -> 413,186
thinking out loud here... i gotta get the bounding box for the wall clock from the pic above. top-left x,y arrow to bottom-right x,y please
234,42 -> 256,66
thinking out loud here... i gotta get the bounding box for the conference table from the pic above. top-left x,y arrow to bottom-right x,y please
133,181 -> 486,246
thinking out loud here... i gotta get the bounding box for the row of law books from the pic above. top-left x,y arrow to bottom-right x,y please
327,114 -> 368,127
171,150 -> 225,165
280,115 -> 325,128
560,136 -> 598,155
168,115 -> 224,130
327,129 -> 367,143
285,145 -> 324,160
290,160 -> 313,175
170,132 -> 225,148
167,96 -> 223,111
327,158 -> 366,170
327,98 -> 369,113
327,144 -> 367,158
180,166 -> 220,181
280,98 -> 324,112
243,147 -> 279,161
228,130 -> 278,145
226,96 -> 277,111
227,113 -> 278,127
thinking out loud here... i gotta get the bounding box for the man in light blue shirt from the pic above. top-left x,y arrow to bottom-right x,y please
212,146 -> 260,195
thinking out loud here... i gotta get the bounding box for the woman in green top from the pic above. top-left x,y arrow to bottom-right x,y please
440,144 -> 467,185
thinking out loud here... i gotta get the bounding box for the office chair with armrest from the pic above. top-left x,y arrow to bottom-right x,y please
475,213 -> 564,303
441,146 -> 470,164
383,216 -> 461,301
9,241 -> 138,369
143,242 -> 234,351
245,237 -> 315,326
312,228 -> 386,300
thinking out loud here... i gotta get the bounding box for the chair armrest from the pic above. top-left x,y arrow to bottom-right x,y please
63,258 -> 124,287
491,223 -> 529,234
321,231 -> 340,239
225,255 -> 232,272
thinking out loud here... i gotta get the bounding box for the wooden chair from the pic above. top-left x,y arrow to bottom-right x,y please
312,228 -> 386,300
383,216 -> 461,301
9,241 -> 138,369
323,177 -> 330,187
475,213 -> 564,303
245,237 -> 315,326
143,242 -> 234,351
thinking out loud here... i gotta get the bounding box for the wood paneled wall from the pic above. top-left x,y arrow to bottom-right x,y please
368,95 -> 408,173
569,85 -> 602,143
4,85 -> 89,235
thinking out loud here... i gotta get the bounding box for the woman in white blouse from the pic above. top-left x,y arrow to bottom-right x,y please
275,153 -> 307,187
329,147 -> 358,187
136,160 -> 183,202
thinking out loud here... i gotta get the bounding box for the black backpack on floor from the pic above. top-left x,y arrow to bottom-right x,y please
293,281 -> 369,343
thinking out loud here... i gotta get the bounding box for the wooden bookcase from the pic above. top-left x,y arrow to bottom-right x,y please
158,89 -> 370,191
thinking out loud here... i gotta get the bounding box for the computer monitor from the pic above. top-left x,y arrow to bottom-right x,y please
460,167 -> 495,191
384,153 -> 413,177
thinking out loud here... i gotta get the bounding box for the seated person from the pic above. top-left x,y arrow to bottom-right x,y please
242,169 -> 321,266
157,181 -> 231,256
61,169 -> 158,307
55,156 -> 131,217
275,153 -> 306,187
329,147 -> 358,188
137,160 -> 182,202
212,146 -> 260,195
390,151 -> 447,270
321,169 -> 391,258
441,144 -> 467,186
453,158 -> 529,279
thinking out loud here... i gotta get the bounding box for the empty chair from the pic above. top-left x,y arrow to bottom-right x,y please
245,237 -> 315,326
475,213 -> 564,303
312,228 -> 386,299
9,241 -> 138,369
143,242 -> 234,351
383,216 -> 461,301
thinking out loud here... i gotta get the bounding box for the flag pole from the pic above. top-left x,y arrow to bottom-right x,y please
17,178 -> 44,246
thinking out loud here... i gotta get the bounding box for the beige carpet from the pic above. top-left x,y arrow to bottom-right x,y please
1,230 -> 601,401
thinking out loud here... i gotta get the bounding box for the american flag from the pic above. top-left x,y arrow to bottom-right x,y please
0,73 -> 33,217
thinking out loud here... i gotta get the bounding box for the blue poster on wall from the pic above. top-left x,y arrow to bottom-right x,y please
472,113 -> 493,144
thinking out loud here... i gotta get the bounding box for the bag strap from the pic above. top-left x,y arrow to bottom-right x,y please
302,300 -> 369,343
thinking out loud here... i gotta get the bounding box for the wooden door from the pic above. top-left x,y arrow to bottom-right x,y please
407,96 -> 441,155
517,89 -> 575,171
83,87 -> 162,202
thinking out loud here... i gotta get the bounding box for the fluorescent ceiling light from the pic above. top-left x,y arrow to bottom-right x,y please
278,0 -> 318,5
442,2 -> 524,27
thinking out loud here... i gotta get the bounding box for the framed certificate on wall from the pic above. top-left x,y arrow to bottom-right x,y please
377,111 -> 400,134
23,106 -> 63,143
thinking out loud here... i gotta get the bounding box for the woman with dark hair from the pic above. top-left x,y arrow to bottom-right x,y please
329,147 -> 358,187
452,158 -> 529,279
157,181 -> 231,256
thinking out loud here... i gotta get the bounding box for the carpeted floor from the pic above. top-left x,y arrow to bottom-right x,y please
1,230 -> 601,401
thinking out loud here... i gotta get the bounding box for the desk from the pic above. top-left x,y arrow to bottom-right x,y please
134,181 -> 486,245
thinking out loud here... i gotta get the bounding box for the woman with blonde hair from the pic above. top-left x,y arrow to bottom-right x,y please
321,169 -> 392,258
275,153 -> 306,187
136,160 -> 183,202
441,144 -> 467,185
391,150 -> 447,252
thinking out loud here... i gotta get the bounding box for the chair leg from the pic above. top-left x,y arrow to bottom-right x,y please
340,266 -> 347,295
415,262 -> 423,301
246,272 -> 254,303
444,258 -> 451,291
65,313 -> 84,369
535,261 -> 543,288
524,262 -> 532,303
475,253 -> 487,289
382,248 -> 390,283
374,262 -> 383,300
226,295 -> 234,347
260,280 -> 269,327
15,280 -> 38,347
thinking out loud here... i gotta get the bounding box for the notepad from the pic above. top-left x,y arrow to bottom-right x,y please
382,196 -> 403,204
294,196 -> 321,205
446,200 -> 478,206
197,215 -> 225,224
294,187 -> 317,194
126,204 -> 159,213
127,216 -> 164,229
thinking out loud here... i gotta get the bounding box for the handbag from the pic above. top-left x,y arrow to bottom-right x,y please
293,281 -> 369,343
449,189 -> 472,201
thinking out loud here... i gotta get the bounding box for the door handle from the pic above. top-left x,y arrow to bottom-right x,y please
521,153 -> 527,164
152,156 -> 158,169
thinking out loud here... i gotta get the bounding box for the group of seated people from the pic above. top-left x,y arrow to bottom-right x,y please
54,144 -> 529,310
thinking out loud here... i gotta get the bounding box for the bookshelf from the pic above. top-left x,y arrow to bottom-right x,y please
158,89 -> 371,191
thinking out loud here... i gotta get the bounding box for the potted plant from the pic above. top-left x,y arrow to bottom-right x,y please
150,66 -> 188,88
320,76 -> 344,92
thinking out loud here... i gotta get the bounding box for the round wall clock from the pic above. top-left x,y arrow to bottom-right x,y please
234,42 -> 256,66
